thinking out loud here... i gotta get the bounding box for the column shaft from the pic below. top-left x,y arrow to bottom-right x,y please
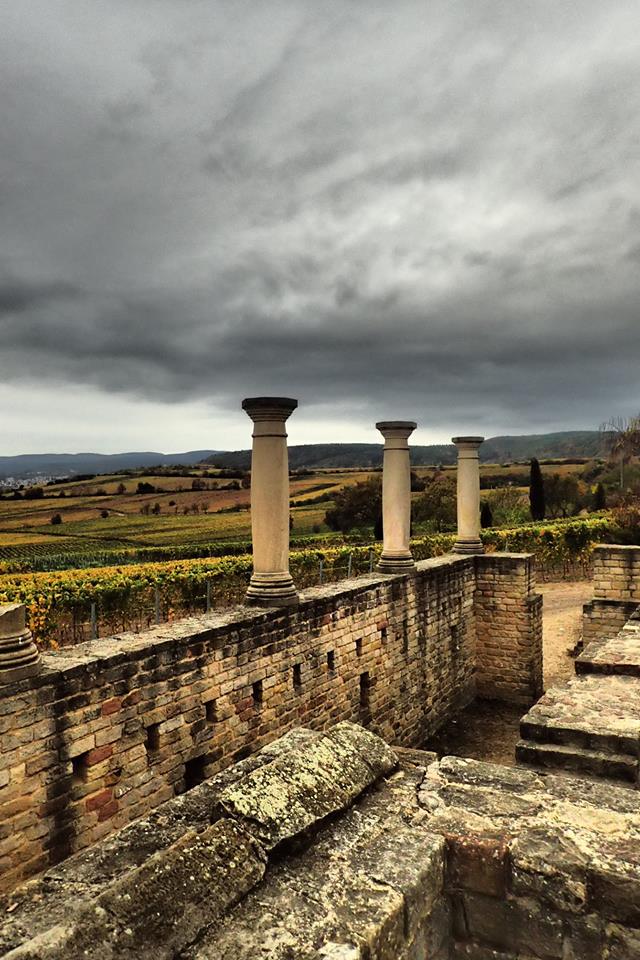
376,421 -> 417,573
452,436 -> 484,555
243,397 -> 298,607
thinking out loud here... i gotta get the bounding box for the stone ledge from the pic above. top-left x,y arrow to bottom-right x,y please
519,674 -> 640,759
216,722 -> 398,850
0,556 -> 478,699
577,618 -> 640,676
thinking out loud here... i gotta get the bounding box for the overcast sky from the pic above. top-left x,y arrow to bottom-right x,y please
1,1 -> 639,454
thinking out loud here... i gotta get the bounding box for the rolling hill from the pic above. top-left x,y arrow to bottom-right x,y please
0,451 -> 219,481
1,431 -> 608,481
205,431 -> 607,470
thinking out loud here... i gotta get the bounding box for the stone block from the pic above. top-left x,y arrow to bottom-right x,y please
446,835 -> 510,897
216,722 -> 397,850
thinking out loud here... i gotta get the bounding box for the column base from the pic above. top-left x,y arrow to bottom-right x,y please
376,553 -> 416,574
0,629 -> 40,684
245,572 -> 299,608
452,540 -> 485,555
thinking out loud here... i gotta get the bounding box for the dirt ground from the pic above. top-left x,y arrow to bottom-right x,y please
423,579 -> 594,766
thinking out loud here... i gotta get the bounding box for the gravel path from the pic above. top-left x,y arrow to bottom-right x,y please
423,579 -> 593,765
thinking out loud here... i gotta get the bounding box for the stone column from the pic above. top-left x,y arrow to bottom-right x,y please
376,421 -> 417,573
452,436 -> 485,555
243,397 -> 299,607
0,603 -> 40,682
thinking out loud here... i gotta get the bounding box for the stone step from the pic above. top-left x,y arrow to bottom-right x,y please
516,739 -> 639,785
519,675 -> 640,761
576,619 -> 640,677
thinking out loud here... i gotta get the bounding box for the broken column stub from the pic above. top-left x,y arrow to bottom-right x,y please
0,603 -> 40,682
242,396 -> 299,607
216,721 -> 398,850
376,421 -> 417,573
452,436 -> 485,555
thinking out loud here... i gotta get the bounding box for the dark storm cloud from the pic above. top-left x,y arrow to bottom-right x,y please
1,0 -> 640,441
0,277 -> 82,315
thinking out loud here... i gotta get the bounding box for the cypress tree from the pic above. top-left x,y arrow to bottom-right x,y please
592,482 -> 606,511
480,501 -> 493,528
529,458 -> 546,521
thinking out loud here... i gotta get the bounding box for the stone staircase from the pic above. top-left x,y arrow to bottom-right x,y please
516,614 -> 640,786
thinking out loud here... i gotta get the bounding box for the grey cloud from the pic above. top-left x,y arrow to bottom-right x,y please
0,278 -> 82,315
1,0 -> 640,449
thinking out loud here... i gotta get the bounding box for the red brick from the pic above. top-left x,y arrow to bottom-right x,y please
85,745 -> 114,767
85,789 -> 112,813
101,698 -> 122,717
445,834 -> 510,897
97,799 -> 119,822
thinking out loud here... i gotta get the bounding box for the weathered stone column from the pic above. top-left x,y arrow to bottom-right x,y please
0,603 -> 40,682
376,421 -> 417,573
243,397 -> 299,607
452,436 -> 485,554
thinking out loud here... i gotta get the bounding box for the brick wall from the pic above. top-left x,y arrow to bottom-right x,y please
592,544 -> 640,601
582,598 -> 640,647
0,553 -> 540,894
582,545 -> 640,646
474,553 -> 543,703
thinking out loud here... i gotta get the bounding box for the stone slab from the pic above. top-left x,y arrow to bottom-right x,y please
216,721 -> 398,850
189,759 -> 445,960
519,674 -> 640,757
0,728 -> 319,955
419,756 -> 640,932
3,821 -> 265,960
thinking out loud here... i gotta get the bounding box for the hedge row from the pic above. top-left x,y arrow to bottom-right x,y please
0,517 -> 613,648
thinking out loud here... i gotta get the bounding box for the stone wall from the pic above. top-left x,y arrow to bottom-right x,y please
0,553 -> 540,894
475,553 -> 543,703
583,545 -> 640,646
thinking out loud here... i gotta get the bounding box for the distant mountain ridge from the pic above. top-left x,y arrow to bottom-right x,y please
0,451 -> 219,480
0,431 -> 606,480
206,430 -> 606,470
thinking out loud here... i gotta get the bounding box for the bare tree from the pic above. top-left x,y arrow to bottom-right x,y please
600,415 -> 640,489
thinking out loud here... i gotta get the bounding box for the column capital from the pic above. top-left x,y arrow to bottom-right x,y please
376,421 -> 417,442
452,436 -> 484,449
242,397 -> 298,423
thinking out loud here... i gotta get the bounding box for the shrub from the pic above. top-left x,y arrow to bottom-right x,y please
412,475 -> 456,531
609,496 -> 640,544
324,477 -> 381,533
489,488 -> 529,527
